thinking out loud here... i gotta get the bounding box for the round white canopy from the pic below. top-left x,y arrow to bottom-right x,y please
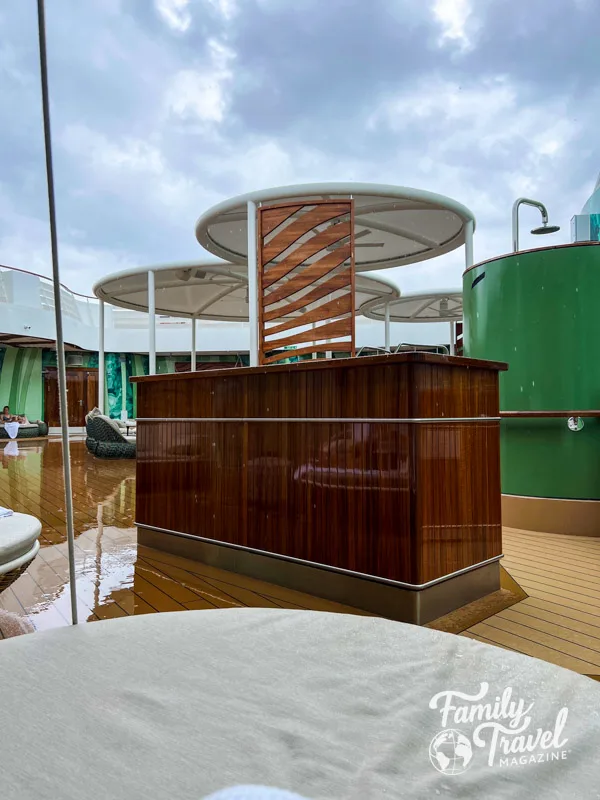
195,183 -> 475,271
363,289 -> 463,323
93,260 -> 400,322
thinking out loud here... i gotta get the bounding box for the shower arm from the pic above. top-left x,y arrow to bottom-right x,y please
512,198 -> 549,253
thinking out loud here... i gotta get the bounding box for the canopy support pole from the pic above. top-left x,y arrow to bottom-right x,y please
36,0 -> 78,624
98,299 -> 105,413
465,219 -> 474,268
449,321 -> 456,355
191,316 -> 197,372
148,269 -> 156,375
247,200 -> 259,366
384,303 -> 391,352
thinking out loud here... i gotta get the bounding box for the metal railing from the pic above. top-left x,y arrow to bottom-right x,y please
500,410 -> 600,418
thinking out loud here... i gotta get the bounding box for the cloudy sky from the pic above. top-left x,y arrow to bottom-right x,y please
0,0 -> 597,297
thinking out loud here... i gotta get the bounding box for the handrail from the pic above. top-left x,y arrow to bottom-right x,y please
500,410 -> 600,418
393,343 -> 450,355
357,346 -> 389,356
0,262 -> 96,300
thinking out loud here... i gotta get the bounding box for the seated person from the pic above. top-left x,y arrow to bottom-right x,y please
2,406 -> 26,424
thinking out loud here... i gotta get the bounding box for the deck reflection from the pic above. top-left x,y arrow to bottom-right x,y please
0,441 -> 363,636
4,442 -> 600,681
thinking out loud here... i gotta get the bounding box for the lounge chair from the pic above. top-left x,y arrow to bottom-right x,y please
0,420 -> 48,440
0,513 -> 41,594
85,413 -> 136,459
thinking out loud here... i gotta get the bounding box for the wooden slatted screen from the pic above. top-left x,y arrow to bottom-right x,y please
257,200 -> 355,364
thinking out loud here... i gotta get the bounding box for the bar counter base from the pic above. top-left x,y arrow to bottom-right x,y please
502,493 -> 600,537
138,527 -> 501,625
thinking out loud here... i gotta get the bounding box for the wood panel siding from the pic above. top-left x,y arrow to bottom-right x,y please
133,353 -> 506,585
258,201 -> 355,363
43,367 -> 98,427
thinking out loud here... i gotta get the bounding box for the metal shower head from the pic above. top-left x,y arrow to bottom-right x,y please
531,224 -> 560,235
512,198 -> 560,252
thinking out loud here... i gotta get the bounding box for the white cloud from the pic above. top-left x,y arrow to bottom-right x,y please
59,124 -> 218,229
363,73 -> 582,273
369,76 -> 578,166
209,0 -> 238,20
0,185 -> 138,294
62,125 -> 164,176
432,0 -> 473,50
371,76 -> 514,131
167,70 -> 227,124
165,39 -> 235,125
155,0 -> 192,33
199,136 -> 368,193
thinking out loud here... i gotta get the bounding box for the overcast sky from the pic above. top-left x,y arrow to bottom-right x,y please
0,0 -> 597,297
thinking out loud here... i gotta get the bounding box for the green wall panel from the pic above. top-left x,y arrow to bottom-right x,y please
42,351 -> 98,368
0,346 -> 43,420
1,347 -> 242,423
127,354 -> 149,418
463,243 -> 600,500
105,353 -> 123,419
42,350 -> 148,420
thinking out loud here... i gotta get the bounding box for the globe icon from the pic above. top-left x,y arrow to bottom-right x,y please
429,729 -> 473,775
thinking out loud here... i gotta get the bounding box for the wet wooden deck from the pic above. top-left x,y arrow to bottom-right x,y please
461,527 -> 600,679
0,440 -> 362,635
2,439 -> 599,681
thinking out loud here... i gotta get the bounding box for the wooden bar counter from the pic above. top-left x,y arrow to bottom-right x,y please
133,352 -> 507,623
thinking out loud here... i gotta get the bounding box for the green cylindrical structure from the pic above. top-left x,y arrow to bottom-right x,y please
463,242 -> 600,500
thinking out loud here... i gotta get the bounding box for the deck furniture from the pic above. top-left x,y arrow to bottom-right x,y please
0,608 -> 595,797
123,420 -> 136,436
85,414 -> 136,459
0,512 -> 41,593
0,421 -> 47,440
133,352 -> 507,623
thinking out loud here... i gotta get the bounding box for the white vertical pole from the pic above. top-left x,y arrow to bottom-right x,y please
449,321 -> 456,355
120,355 -> 127,419
384,303 -> 390,352
36,0 -> 78,624
98,299 -> 105,413
247,200 -> 259,367
148,269 -> 156,375
465,219 -> 474,268
191,316 -> 197,372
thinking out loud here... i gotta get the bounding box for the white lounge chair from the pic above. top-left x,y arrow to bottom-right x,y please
0,513 -> 41,593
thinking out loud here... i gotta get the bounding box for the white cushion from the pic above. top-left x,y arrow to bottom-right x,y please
99,415 -> 126,437
86,408 -> 104,425
0,609 -> 597,798
0,513 -> 41,565
3,422 -> 19,439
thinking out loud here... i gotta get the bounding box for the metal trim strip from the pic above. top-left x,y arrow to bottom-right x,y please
135,522 -> 503,590
135,417 -> 500,424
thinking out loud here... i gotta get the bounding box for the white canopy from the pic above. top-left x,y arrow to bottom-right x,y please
93,260 -> 400,321
363,289 -> 463,323
195,183 -> 475,271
